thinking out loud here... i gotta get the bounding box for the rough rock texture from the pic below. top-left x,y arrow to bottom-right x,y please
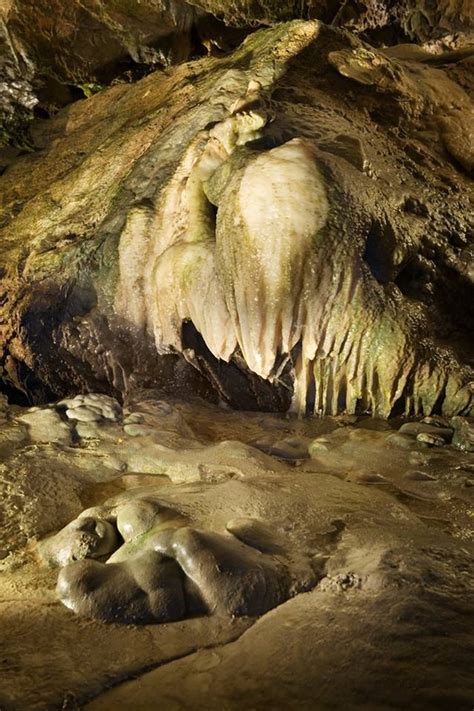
0,0 -> 248,157
331,0 -> 474,45
1,21 -> 473,416
0,2 -> 184,150
2,0 -> 472,158
4,0 -> 198,78
190,0 -> 474,44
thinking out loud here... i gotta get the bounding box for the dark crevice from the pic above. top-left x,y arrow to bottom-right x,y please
394,259 -> 426,298
0,379 -> 31,406
363,218 -> 398,284
390,394 -> 406,418
181,320 -> 292,412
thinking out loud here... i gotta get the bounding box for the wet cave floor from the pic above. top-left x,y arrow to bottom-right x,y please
0,391 -> 473,710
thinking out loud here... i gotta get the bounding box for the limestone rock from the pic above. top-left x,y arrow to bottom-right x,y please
59,393 -> 122,422
190,1 -> 474,44
416,431 -> 446,447
451,416 -> 474,452
16,407 -> 72,445
399,422 -> 453,442
0,21 -> 473,417
2,0 -> 472,163
39,515 -> 120,567
0,0 -> 199,150
1,391 -> 474,708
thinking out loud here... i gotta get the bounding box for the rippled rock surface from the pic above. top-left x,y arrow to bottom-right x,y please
0,391 -> 473,708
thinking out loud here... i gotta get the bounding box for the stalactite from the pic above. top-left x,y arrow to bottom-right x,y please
114,84 -> 473,418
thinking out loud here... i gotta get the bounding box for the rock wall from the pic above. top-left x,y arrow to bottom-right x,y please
0,21 -> 473,415
2,0 -> 472,157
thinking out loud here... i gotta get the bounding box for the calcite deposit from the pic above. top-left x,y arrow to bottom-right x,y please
0,391 -> 473,707
1,21 -> 473,416
0,7 -> 473,710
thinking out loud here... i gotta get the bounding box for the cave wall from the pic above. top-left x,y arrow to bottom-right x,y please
0,20 -> 472,414
2,0 -> 472,161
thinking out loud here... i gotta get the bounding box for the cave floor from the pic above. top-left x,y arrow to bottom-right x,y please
0,393 -> 473,710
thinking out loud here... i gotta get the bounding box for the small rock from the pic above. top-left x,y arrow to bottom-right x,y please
83,394 -> 122,421
416,432 -> 445,447
17,408 -> 72,445
308,438 -> 331,456
66,405 -> 103,423
399,422 -> 453,443
57,395 -> 85,409
450,417 -> 474,452
59,393 -> 122,422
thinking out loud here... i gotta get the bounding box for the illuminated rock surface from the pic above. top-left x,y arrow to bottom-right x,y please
0,11 -> 473,711
0,392 -> 473,708
0,21 -> 473,416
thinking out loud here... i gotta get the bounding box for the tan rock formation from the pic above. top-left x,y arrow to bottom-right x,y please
0,21 -> 472,415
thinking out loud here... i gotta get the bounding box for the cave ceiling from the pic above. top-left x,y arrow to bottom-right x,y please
1,0 -> 473,158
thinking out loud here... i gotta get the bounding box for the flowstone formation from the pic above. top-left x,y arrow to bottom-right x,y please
41,487 -> 316,624
0,390 -> 473,708
2,387 -> 473,628
0,21 -> 473,417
